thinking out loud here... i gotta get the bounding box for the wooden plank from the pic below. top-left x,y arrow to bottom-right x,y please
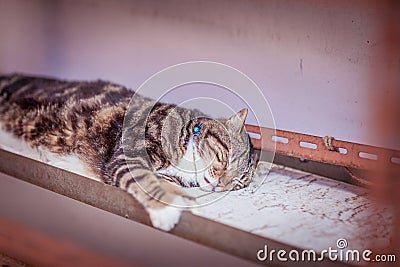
0,252 -> 31,267
0,217 -> 134,267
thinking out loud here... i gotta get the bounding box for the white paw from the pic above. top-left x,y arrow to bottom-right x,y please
146,205 -> 182,231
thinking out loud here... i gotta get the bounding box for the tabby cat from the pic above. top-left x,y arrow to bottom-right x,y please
0,74 -> 255,231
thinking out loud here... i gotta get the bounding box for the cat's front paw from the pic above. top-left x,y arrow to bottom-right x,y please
146,205 -> 182,231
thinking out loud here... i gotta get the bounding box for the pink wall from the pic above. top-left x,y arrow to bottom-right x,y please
0,0 -> 395,149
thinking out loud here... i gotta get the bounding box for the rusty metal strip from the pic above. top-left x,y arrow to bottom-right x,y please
245,124 -> 400,171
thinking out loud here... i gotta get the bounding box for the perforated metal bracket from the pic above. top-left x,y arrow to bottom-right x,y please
245,124 -> 400,172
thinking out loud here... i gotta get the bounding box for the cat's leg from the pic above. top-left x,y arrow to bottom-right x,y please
158,174 -> 196,201
129,171 -> 188,231
110,161 -> 190,231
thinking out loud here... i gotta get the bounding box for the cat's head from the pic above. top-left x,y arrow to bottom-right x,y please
189,108 -> 256,192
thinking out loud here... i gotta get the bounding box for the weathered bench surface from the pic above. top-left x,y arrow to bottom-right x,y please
0,148 -> 392,266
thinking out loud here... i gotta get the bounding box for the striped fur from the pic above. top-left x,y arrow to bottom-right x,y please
0,73 -> 255,230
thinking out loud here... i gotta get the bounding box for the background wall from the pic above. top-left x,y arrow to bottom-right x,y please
0,0 -> 396,149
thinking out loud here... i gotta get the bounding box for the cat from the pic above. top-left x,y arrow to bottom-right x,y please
0,73 -> 256,231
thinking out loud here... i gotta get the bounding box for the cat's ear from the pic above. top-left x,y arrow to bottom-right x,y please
226,108 -> 248,132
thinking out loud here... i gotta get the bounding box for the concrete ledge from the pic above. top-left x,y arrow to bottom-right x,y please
0,148 -> 352,267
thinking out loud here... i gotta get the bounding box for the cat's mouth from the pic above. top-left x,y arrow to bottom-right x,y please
195,171 -> 253,192
199,176 -> 235,192
217,174 -> 253,191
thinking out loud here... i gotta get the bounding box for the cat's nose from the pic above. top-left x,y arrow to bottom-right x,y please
217,174 -> 231,187
217,176 -> 236,191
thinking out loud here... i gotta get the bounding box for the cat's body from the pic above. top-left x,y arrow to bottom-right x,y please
0,74 -> 255,230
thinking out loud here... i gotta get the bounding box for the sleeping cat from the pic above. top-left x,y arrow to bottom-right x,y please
0,74 -> 255,231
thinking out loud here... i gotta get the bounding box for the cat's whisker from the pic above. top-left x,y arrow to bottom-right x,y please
192,191 -> 215,199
